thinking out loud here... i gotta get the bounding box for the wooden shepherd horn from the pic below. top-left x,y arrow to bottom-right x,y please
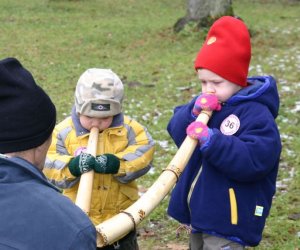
95,110 -> 212,247
75,127 -> 99,215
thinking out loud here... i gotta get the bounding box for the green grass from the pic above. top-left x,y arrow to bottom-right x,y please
1,0 -> 300,249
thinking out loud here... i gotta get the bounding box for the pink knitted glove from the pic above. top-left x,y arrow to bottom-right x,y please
192,93 -> 221,116
186,121 -> 212,146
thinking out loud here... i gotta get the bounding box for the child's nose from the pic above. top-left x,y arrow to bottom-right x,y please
206,83 -> 215,92
91,118 -> 102,127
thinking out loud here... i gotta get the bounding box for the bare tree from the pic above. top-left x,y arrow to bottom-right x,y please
174,0 -> 233,33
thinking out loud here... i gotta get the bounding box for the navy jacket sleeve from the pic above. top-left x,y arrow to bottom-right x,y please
69,225 -> 96,250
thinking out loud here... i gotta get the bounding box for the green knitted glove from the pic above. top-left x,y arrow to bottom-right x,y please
68,152 -> 95,177
94,154 -> 120,174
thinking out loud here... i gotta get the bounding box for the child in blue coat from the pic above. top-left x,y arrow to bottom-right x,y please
167,16 -> 282,249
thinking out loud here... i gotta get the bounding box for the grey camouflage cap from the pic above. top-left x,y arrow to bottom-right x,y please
75,68 -> 124,118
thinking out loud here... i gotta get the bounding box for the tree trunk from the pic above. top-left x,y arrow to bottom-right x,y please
174,0 -> 233,33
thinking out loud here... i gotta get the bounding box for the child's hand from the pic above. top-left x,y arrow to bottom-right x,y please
186,121 -> 213,146
68,153 -> 120,176
192,93 -> 221,116
94,154 -> 120,174
68,152 -> 95,177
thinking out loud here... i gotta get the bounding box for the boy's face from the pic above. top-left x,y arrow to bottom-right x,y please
198,69 -> 242,103
79,114 -> 113,132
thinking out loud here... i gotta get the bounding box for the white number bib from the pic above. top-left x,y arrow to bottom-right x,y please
220,114 -> 240,135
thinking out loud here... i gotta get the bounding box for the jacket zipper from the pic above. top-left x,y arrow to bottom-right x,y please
229,188 -> 238,225
187,166 -> 203,213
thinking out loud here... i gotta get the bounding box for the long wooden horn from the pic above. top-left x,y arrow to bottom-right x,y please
75,127 -> 99,215
95,110 -> 212,247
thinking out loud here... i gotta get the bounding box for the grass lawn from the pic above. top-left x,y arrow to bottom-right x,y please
1,0 -> 299,249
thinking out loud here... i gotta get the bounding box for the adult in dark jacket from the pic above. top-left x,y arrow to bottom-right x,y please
167,17 -> 281,249
0,57 -> 96,250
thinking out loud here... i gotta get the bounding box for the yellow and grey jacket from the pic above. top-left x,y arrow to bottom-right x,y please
44,108 -> 155,225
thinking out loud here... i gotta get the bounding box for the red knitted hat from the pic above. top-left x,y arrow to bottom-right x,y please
194,16 -> 251,87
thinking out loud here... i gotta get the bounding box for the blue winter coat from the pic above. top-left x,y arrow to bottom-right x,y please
0,155 -> 96,250
167,76 -> 282,247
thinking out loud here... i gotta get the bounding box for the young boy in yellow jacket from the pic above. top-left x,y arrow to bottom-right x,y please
44,68 -> 155,250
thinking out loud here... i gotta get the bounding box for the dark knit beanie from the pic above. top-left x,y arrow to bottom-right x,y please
0,58 -> 56,153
